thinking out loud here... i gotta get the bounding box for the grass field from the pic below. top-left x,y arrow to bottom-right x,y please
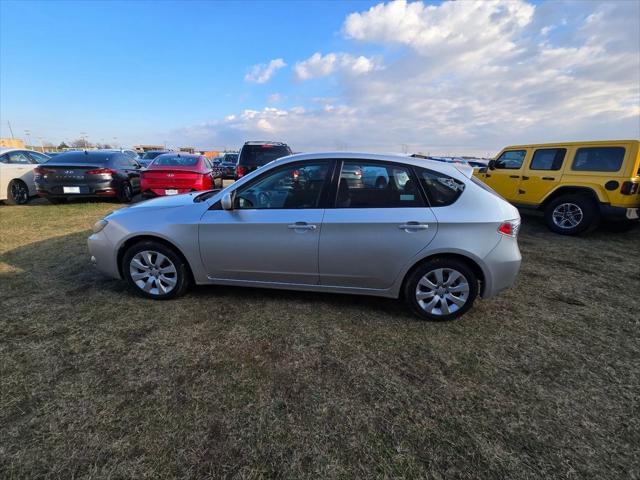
1,197 -> 639,479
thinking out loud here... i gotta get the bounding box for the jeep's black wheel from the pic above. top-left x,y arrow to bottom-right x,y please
544,195 -> 599,235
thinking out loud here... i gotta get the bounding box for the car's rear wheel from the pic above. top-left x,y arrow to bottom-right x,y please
404,258 -> 478,321
118,182 -> 133,203
6,180 -> 29,205
544,194 -> 599,235
122,240 -> 190,299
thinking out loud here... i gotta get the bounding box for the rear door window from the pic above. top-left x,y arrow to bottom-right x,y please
28,151 -> 51,164
239,145 -> 290,167
530,148 -> 566,170
7,151 -> 33,164
495,150 -> 526,169
415,167 -> 465,206
336,162 -> 424,208
572,147 -> 625,172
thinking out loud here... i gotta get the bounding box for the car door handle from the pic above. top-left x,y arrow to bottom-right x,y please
287,222 -> 317,230
542,177 -> 555,181
398,222 -> 429,231
509,175 -> 520,178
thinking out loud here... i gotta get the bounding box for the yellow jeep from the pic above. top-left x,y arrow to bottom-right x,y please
475,140 -> 640,235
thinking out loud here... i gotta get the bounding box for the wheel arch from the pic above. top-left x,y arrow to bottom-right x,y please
116,234 -> 195,282
540,185 -> 602,209
400,252 -> 486,298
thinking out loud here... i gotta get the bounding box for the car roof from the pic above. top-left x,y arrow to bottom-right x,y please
0,147 -> 49,155
155,152 -> 201,158
267,151 -> 472,179
243,141 -> 289,146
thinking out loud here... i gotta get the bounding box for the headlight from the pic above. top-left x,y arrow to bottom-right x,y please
92,219 -> 109,234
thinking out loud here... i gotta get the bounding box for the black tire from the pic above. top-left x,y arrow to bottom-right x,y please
6,180 -> 29,205
122,240 -> 191,300
48,197 -> 68,205
544,194 -> 599,235
117,182 -> 133,203
404,257 -> 478,321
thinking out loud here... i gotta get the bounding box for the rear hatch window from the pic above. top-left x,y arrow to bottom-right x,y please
239,145 -> 290,167
152,155 -> 199,167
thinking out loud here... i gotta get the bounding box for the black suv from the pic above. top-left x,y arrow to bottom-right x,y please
235,141 -> 292,179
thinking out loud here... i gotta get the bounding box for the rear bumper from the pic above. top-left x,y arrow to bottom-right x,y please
480,235 -> 522,298
600,204 -> 640,222
36,180 -> 117,197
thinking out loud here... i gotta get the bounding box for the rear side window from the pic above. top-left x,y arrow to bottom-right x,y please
336,162 -> 425,208
530,148 -> 566,170
495,150 -> 526,169
415,167 -> 465,207
572,147 -> 625,172
239,145 -> 290,167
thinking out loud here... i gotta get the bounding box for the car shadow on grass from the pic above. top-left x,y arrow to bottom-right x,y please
0,229 -> 418,323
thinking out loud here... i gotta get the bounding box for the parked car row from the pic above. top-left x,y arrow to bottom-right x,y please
3,139 -> 639,236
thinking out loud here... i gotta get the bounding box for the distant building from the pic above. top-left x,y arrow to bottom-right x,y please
133,144 -> 165,153
0,138 -> 26,149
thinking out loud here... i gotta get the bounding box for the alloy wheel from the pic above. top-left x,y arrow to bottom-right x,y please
129,250 -> 178,295
10,182 -> 28,204
552,202 -> 583,229
415,268 -> 470,316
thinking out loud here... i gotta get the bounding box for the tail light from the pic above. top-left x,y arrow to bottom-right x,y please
498,219 -> 521,237
86,168 -> 115,176
236,165 -> 247,177
34,167 -> 54,175
621,181 -> 639,195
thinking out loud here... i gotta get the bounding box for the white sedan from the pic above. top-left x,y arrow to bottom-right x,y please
0,148 -> 50,204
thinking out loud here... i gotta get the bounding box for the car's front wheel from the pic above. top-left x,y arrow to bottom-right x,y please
6,180 -> 29,205
404,258 -> 478,321
122,240 -> 191,299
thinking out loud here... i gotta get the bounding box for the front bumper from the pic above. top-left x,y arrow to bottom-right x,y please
87,229 -> 121,279
481,235 -> 522,298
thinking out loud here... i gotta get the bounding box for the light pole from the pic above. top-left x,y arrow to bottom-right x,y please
24,130 -> 32,149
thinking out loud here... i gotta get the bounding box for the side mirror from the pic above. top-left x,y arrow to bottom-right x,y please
488,160 -> 497,170
221,192 -> 234,210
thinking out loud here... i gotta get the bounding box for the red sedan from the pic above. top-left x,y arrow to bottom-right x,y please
141,153 -> 220,197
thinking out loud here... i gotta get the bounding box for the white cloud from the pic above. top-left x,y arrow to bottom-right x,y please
244,58 -> 287,84
294,52 -> 381,80
171,1 -> 639,155
267,93 -> 283,104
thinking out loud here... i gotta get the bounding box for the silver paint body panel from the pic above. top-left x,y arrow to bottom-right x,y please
88,152 -> 521,299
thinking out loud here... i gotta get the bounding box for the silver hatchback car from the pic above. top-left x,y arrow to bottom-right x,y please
88,152 -> 521,320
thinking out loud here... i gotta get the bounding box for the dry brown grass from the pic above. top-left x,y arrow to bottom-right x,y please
1,198 -> 639,479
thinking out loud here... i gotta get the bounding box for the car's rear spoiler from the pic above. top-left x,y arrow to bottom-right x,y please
454,164 -> 475,178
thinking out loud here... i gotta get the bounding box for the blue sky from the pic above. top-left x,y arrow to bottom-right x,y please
1,0 -> 638,154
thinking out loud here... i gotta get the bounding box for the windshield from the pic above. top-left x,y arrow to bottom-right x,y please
142,151 -> 165,160
239,145 -> 290,166
152,155 -> 199,167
